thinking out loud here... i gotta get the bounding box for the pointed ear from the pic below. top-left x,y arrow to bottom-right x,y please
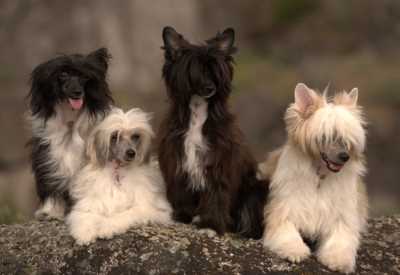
294,83 -> 317,113
348,88 -> 358,106
162,26 -> 189,59
208,28 -> 236,54
333,88 -> 359,106
87,47 -> 111,72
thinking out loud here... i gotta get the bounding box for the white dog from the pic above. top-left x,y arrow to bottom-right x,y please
66,108 -> 172,245
259,83 -> 368,273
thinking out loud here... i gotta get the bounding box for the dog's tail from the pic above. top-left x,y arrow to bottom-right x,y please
234,174 -> 269,239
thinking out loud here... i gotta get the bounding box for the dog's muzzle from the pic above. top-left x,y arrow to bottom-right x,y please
321,152 -> 348,173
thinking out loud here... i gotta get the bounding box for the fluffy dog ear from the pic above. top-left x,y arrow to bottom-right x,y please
87,47 -> 111,73
162,26 -> 189,60
138,130 -> 154,164
348,88 -> 359,105
333,88 -> 359,106
294,83 -> 327,118
86,128 -> 109,166
28,61 -> 60,119
207,28 -> 237,55
295,83 -> 313,111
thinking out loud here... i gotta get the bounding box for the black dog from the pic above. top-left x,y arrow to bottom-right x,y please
158,27 -> 268,238
27,48 -> 114,220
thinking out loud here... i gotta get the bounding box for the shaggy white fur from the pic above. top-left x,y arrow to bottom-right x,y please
66,108 -> 172,245
183,95 -> 209,191
261,83 -> 368,274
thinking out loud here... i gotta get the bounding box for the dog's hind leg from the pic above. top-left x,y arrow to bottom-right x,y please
235,177 -> 268,239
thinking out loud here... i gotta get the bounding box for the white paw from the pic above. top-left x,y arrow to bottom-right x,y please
34,207 -> 64,221
69,224 -> 99,246
97,227 -> 117,240
72,230 -> 98,246
35,198 -> 66,220
198,228 -> 217,238
266,239 -> 311,263
75,235 -> 95,246
317,246 -> 356,273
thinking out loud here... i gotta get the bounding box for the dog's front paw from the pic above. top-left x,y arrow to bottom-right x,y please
265,239 -> 311,263
197,228 -> 218,238
35,206 -> 64,221
75,235 -> 95,246
317,246 -> 356,273
195,216 -> 227,235
172,210 -> 193,224
70,226 -> 98,246
98,226 -> 117,240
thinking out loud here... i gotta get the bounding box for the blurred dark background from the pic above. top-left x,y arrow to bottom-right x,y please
0,0 -> 399,224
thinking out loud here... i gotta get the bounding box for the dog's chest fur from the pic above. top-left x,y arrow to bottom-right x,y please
271,145 -> 364,237
31,104 -> 91,189
183,96 -> 209,190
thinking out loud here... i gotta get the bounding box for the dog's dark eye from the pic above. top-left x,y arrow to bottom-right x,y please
79,77 -> 89,85
131,134 -> 140,142
110,131 -> 118,143
59,72 -> 69,82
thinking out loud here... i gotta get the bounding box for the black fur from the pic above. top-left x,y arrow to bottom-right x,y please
158,27 -> 268,238
27,48 -> 114,211
29,47 -> 113,120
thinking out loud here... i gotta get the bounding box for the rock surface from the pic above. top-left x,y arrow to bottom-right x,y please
0,216 -> 399,274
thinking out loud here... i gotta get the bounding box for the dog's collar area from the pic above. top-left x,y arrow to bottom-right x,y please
66,121 -> 74,129
111,160 -> 124,185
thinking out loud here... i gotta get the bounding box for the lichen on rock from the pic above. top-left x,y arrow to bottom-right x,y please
0,216 -> 399,274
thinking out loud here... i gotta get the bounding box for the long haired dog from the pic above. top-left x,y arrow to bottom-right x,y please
66,108 -> 171,245
158,26 -> 268,238
27,48 -> 114,220
260,83 -> 368,273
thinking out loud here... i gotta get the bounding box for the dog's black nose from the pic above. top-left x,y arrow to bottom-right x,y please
71,90 -> 83,99
125,149 -> 136,161
338,152 -> 350,162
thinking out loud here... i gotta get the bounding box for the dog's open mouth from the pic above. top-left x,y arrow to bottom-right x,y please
321,153 -> 343,173
68,98 -> 84,110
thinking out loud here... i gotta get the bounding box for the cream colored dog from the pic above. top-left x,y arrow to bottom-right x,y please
66,108 -> 172,245
260,83 -> 368,273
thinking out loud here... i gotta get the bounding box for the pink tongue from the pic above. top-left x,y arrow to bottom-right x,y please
68,98 -> 83,110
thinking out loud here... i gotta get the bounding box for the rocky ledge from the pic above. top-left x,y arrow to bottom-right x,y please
0,215 -> 399,274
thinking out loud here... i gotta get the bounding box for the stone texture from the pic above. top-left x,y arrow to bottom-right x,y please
0,216 -> 399,274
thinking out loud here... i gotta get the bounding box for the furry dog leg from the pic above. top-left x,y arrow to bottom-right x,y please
317,222 -> 359,273
98,207 -> 172,240
235,177 -> 268,239
196,183 -> 232,234
66,211 -> 103,245
263,220 -> 311,263
167,176 -> 199,224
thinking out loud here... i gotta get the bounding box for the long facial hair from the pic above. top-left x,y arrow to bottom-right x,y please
162,27 -> 237,125
285,83 -> 366,160
28,48 -> 114,120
